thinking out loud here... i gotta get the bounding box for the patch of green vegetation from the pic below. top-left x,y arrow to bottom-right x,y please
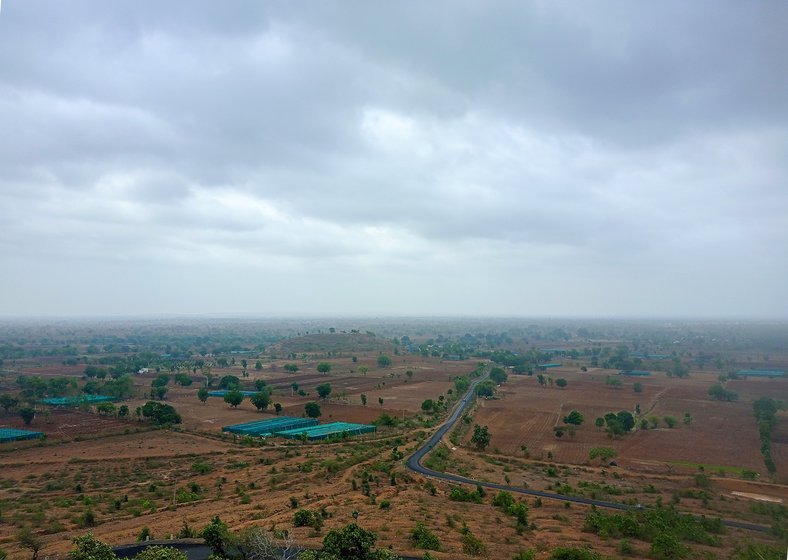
663,460 -> 747,474
584,505 -> 724,552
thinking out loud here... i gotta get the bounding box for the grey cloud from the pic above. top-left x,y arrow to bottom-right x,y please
0,1 -> 785,317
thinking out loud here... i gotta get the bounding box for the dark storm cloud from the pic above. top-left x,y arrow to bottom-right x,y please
0,0 -> 786,317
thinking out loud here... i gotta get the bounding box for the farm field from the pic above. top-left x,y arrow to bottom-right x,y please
467,368 -> 786,479
0,320 -> 787,559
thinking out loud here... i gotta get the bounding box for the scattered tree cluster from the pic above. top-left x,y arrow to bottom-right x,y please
754,397 -> 783,474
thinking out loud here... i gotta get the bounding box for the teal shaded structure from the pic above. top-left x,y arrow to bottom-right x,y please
209,390 -> 259,397
275,421 -> 376,441
630,353 -> 671,360
0,428 -> 44,442
41,395 -> 116,406
222,416 -> 317,436
619,370 -> 651,376
737,370 -> 785,378
537,363 -> 562,369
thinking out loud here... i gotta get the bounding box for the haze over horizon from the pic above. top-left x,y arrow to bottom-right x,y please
1,2 -> 786,319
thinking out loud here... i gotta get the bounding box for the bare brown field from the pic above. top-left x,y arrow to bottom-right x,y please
0,408 -> 133,442
466,369 -> 788,481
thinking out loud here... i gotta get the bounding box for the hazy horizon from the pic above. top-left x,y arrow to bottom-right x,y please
1,2 -> 786,319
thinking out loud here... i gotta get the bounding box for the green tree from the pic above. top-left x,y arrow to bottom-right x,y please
708,384 -> 738,401
316,362 -> 332,374
274,403 -> 282,415
594,417 -> 605,429
633,382 -> 643,393
321,523 -> 394,560
471,424 -> 491,450
589,447 -> 616,463
70,533 -> 116,560
250,391 -> 271,411
555,378 -> 568,389
663,415 -> 677,428
378,397 -> 384,406
284,363 -> 299,373
454,376 -> 470,393
255,360 -> 263,371
19,407 -> 36,426
305,402 -> 321,418
377,355 -> 392,368
17,527 -> 44,560
140,401 -> 181,425
201,516 -> 231,558
358,365 -> 369,375
421,399 -> 435,414
174,373 -> 192,387
316,383 -> 332,400
475,381 -> 496,397
490,367 -> 508,384
96,402 -> 116,416
563,410 -> 584,426
0,394 -> 19,413
151,385 -> 168,400
223,390 -> 244,408
118,405 -> 129,418
197,387 -> 209,403
218,375 -> 240,390
360,394 -> 367,406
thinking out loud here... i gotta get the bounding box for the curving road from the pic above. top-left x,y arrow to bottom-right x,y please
406,373 -> 770,534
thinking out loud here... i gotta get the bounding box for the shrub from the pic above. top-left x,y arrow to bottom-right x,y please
461,530 -> 487,556
650,533 -> 689,560
70,533 -> 116,560
133,546 -> 187,560
293,509 -> 323,531
410,522 -> 440,550
550,547 -> 604,559
137,526 -> 153,542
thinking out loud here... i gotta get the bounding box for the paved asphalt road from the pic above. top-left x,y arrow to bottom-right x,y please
406,372 -> 771,534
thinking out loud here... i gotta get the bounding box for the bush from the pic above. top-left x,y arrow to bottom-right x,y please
70,533 -> 116,560
140,401 -> 181,425
410,522 -> 440,550
293,509 -> 323,531
449,486 -> 483,503
137,526 -> 153,542
461,530 -> 487,556
550,547 -> 604,560
650,533 -> 689,560
133,546 -> 188,560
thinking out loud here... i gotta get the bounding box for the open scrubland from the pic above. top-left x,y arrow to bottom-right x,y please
0,319 -> 787,559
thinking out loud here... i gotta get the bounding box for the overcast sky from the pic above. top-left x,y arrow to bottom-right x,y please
0,1 -> 786,319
